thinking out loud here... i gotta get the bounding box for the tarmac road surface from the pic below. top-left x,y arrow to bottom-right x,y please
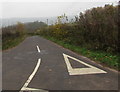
2,36 -> 119,92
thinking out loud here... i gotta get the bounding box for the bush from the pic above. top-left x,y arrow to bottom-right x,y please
38,4 -> 119,53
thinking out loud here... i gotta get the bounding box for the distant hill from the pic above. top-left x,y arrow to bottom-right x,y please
2,21 -> 48,34
0,16 -> 75,28
0,17 -> 56,27
24,21 -> 47,33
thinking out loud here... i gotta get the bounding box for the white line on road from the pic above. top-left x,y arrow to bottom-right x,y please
63,53 -> 107,75
20,58 -> 41,91
37,45 -> 41,53
25,87 -> 48,92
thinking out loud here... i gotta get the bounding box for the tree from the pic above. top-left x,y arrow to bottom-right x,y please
16,22 -> 25,35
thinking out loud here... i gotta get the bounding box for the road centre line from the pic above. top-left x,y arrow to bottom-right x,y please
37,45 -> 41,53
20,58 -> 41,91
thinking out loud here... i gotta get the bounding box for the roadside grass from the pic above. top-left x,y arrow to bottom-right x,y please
41,36 -> 120,71
0,42 -> 1,51
2,35 -> 26,50
0,44 -> 1,50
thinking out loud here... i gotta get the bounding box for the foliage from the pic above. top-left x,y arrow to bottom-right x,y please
2,22 -> 26,50
38,4 -> 119,53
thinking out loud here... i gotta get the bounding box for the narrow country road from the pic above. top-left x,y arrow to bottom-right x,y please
2,36 -> 119,92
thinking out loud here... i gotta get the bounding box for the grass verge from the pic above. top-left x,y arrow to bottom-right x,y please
2,35 -> 27,50
41,36 -> 120,71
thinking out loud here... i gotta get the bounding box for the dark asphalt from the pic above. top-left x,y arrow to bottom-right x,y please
2,36 -> 119,91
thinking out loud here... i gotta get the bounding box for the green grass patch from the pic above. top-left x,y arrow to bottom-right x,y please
41,35 -> 120,71
2,35 -> 26,50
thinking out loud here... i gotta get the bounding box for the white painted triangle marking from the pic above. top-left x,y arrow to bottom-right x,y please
25,87 -> 40,90
24,87 -> 48,92
63,53 -> 107,75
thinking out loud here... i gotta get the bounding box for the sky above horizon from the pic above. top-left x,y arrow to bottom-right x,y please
0,0 -> 119,19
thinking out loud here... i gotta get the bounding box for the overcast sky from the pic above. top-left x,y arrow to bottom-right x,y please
0,0 -> 118,18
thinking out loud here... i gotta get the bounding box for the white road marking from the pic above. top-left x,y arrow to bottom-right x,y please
25,87 -> 48,92
63,53 -> 107,75
37,45 -> 41,53
25,87 -> 41,90
20,59 -> 41,91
